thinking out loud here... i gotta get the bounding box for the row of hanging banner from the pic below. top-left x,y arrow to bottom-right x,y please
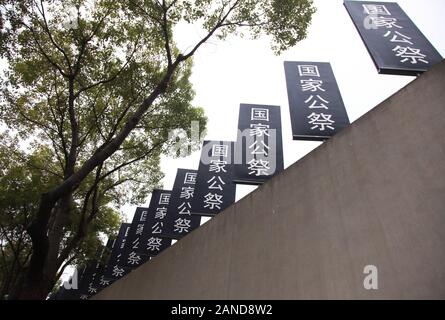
52,1 -> 442,299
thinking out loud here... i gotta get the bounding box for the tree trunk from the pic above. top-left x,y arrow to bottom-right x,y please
46,194 -> 73,277
0,270 -> 12,299
11,193 -> 55,300
13,273 -> 54,300
12,205 -> 69,299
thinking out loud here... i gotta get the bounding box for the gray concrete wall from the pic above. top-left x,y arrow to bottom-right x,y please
94,60 -> 445,300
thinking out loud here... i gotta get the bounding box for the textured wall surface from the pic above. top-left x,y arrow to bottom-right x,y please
94,60 -> 445,300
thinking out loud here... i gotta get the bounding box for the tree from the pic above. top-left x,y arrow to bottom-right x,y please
0,0 -> 315,299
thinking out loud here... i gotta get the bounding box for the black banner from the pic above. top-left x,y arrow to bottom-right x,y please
121,190 -> 174,268
284,61 -> 350,141
92,239 -> 116,292
233,104 -> 284,185
344,1 -> 442,76
121,207 -> 151,268
160,169 -> 201,239
76,246 -> 106,300
79,264 -> 99,299
191,141 -> 236,217
102,223 -> 132,282
88,239 -> 114,295
143,190 -> 173,256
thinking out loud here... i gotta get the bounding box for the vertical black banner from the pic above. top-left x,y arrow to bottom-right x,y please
102,223 -> 131,282
284,61 -> 350,141
83,255 -> 104,298
121,207 -> 150,268
143,190 -> 173,257
161,169 -> 201,239
88,239 -> 114,295
191,141 -> 236,217
121,190 -> 174,268
94,238 -> 115,291
77,264 -> 96,300
233,104 -> 284,185
77,246 -> 105,299
344,1 -> 442,75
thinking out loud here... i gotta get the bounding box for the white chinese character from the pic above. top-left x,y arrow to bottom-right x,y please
307,112 -> 335,131
251,108 -> 269,121
247,159 -> 270,176
131,237 -> 139,249
139,210 -> 148,222
147,237 -> 162,251
363,4 -> 391,16
203,193 -> 224,210
127,252 -> 141,265
112,265 -> 125,277
88,284 -> 97,294
151,221 -> 163,233
99,276 -> 110,286
184,172 -> 197,184
298,65 -> 320,77
211,144 -> 229,157
155,207 -> 167,219
249,140 -> 269,156
135,223 -> 144,235
177,202 -> 191,214
207,176 -> 226,191
159,193 -> 170,205
180,186 -> 194,199
174,218 -> 191,233
392,46 -> 428,64
300,79 -> 326,92
305,95 -> 329,110
250,123 -> 270,137
209,160 -> 227,173
80,295 -> 89,300
383,31 -> 413,45
370,16 -> 402,29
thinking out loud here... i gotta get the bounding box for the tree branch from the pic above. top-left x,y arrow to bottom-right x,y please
24,21 -> 69,78
64,75 -> 79,179
73,43 -> 137,99
51,69 -> 69,160
36,0 -> 73,73
98,140 -> 163,182
11,149 -> 63,179
102,86 -> 149,145
71,6 -> 114,77
180,0 -> 241,61
161,0 -> 172,67
55,164 -> 103,268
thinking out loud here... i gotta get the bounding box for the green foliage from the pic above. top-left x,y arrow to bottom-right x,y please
179,0 -> 316,54
0,134 -> 122,295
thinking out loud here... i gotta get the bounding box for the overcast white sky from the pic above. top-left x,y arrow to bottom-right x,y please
120,0 -> 445,223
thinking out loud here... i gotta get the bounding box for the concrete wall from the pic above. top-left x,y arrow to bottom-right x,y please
94,60 -> 445,300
